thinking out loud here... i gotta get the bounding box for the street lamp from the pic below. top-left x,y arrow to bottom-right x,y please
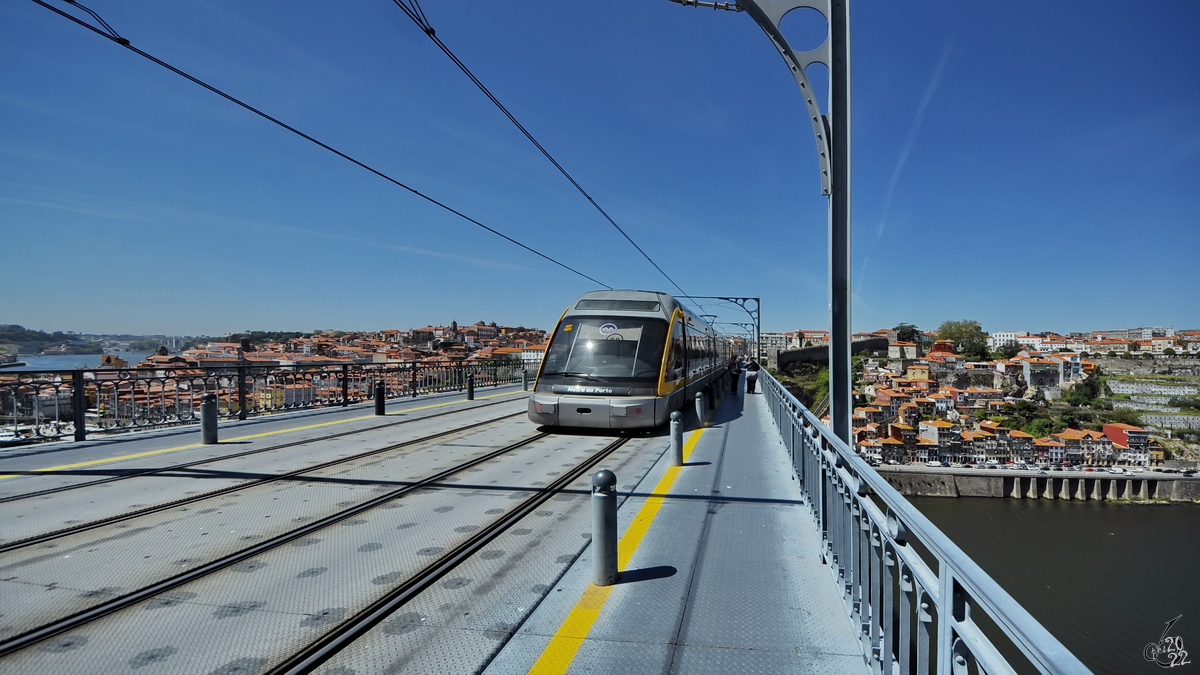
667,0 -> 853,444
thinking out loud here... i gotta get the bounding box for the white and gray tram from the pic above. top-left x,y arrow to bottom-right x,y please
527,290 -> 733,430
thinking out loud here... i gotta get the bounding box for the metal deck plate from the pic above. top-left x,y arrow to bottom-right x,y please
487,392 -> 868,674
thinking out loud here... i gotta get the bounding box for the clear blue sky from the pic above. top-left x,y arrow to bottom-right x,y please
3,0 -> 1197,337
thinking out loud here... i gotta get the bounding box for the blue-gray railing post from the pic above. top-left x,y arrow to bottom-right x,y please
340,364 -> 349,406
237,364 -> 248,420
670,411 -> 683,466
410,362 -> 418,398
72,370 -> 86,442
591,469 -> 618,586
200,392 -> 218,444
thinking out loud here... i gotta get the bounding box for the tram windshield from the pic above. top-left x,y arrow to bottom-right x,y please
541,316 -> 667,382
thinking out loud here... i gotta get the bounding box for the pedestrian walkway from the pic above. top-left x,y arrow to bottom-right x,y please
487,386 -> 868,674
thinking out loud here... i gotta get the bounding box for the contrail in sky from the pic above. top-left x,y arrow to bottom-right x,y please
876,39 -> 956,238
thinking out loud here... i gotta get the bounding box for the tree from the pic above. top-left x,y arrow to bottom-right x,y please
1056,408 -> 1084,427
893,323 -> 919,343
1163,347 -> 1176,357
1026,417 -> 1063,438
937,320 -> 988,358
992,341 -> 1022,360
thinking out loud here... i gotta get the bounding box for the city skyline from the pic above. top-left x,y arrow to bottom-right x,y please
3,1 -> 1198,335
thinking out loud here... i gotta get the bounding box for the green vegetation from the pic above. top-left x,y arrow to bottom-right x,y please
1170,398 -> 1200,412
936,319 -> 989,361
771,363 -> 828,409
993,394 -> 1144,437
1063,373 -> 1104,407
893,323 -> 919,343
0,325 -> 105,354
225,331 -> 313,346
991,341 -> 1022,360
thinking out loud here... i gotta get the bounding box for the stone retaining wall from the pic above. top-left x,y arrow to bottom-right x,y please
876,468 -> 1200,502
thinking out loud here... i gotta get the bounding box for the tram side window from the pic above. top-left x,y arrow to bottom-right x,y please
667,321 -> 685,381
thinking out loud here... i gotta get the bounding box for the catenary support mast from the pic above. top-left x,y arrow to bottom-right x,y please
669,0 -> 852,443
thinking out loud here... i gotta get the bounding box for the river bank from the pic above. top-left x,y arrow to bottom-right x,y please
876,465 -> 1200,502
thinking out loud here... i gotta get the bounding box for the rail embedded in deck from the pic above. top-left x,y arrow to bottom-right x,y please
761,370 -> 1090,674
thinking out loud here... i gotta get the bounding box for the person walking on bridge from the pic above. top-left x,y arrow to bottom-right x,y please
744,357 -> 761,394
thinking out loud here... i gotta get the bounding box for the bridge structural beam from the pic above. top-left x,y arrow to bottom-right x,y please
678,296 -> 760,359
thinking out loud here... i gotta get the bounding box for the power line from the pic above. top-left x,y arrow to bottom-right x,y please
390,0 -> 691,300
33,0 -> 611,290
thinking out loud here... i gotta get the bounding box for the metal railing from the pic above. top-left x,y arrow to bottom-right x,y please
761,370 -> 1089,674
0,361 -> 528,445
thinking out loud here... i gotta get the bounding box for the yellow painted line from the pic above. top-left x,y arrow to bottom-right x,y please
0,390 -> 529,480
528,417 -> 708,674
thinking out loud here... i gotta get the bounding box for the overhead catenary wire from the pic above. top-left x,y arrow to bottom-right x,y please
390,0 -> 695,302
33,0 -> 611,290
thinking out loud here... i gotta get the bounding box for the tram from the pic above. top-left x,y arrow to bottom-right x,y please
527,290 -> 733,430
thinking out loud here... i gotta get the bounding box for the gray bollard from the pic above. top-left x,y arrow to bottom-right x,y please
670,411 -> 683,466
591,469 -> 618,586
200,392 -> 218,444
467,373 -> 475,400
522,368 -> 529,391
374,381 -> 386,416
694,391 -> 706,424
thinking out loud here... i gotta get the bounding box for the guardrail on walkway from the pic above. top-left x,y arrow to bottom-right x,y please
761,370 -> 1089,674
0,361 -> 527,445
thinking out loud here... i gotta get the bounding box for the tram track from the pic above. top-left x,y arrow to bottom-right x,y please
0,430 -> 559,658
0,395 -> 525,504
272,435 -> 630,674
0,409 -> 527,554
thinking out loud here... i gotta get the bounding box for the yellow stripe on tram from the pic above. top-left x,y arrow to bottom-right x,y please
528,416 -> 709,674
0,389 -> 527,480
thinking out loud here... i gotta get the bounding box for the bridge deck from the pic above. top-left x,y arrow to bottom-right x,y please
488,386 -> 867,674
0,383 -> 866,674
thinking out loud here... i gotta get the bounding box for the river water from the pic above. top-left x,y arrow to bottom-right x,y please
911,496 -> 1199,673
3,352 -> 152,372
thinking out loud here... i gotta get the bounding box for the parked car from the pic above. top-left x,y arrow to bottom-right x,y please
926,460 -> 942,468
